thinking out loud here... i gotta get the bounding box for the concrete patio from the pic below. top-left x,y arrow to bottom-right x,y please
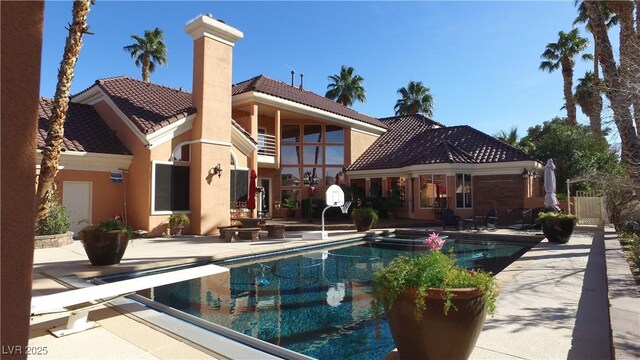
28,226 -> 639,359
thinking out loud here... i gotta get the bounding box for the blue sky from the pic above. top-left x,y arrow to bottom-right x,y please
40,1 -> 606,137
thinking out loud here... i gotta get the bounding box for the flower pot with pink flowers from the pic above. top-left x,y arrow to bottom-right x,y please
371,233 -> 498,360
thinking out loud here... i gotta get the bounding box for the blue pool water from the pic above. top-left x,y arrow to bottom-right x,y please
140,237 -> 534,359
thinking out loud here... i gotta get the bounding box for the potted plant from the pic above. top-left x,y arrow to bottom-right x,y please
80,216 -> 131,266
283,198 -> 297,218
383,190 -> 403,219
371,233 -> 498,360
536,209 -> 577,243
168,213 -> 190,236
351,207 -> 378,232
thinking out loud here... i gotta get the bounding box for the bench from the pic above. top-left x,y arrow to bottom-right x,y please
31,264 -> 228,337
265,224 -> 285,239
219,226 -> 239,242
236,227 -> 261,241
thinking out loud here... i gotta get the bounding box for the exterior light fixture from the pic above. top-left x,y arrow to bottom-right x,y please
522,168 -> 539,178
209,163 -> 223,178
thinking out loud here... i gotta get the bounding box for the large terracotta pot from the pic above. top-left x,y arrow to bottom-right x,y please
542,218 -> 577,243
384,288 -> 488,360
353,213 -> 375,232
81,229 -> 129,266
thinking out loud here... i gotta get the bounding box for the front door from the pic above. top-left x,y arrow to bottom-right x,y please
259,178 -> 271,217
63,181 -> 92,237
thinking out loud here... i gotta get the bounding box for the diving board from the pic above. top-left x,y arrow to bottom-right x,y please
31,264 -> 228,337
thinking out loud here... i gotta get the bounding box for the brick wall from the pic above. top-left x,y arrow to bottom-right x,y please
473,174 -> 525,225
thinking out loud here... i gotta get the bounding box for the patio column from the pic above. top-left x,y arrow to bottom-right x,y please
365,178 -> 371,197
249,104 -> 259,217
275,110 -> 281,169
186,15 -> 243,234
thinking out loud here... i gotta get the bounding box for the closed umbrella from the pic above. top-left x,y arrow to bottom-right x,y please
247,170 -> 257,210
543,159 -> 559,207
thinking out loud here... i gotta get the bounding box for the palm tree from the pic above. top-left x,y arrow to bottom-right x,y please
123,27 -> 168,82
539,28 -> 592,125
583,1 -> 640,190
574,71 -> 603,135
495,126 -> 520,147
36,0 -> 92,224
325,65 -> 366,106
574,1 -> 617,134
394,81 -> 434,116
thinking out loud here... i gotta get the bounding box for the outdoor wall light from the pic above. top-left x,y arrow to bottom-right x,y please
522,168 -> 539,178
209,163 -> 223,178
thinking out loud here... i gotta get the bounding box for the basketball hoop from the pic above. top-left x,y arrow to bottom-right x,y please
340,201 -> 352,214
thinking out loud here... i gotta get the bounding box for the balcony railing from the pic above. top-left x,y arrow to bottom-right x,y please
257,133 -> 276,157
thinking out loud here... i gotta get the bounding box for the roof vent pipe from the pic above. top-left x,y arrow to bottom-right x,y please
299,74 -> 304,90
291,70 -> 295,86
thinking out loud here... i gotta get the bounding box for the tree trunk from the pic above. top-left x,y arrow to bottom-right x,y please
35,0 -> 92,223
561,57 -> 577,125
585,0 -> 640,189
592,43 -> 603,135
142,54 -> 150,82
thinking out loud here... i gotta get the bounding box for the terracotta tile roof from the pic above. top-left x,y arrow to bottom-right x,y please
37,98 -> 131,155
348,114 -> 534,171
76,76 -> 196,134
379,113 -> 446,128
232,75 -> 387,129
231,119 -> 257,145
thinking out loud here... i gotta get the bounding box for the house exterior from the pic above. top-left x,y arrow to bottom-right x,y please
37,15 -> 543,236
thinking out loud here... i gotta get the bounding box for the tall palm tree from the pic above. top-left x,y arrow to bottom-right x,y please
574,1 -> 617,134
123,27 -> 168,82
495,126 -> 520,147
583,1 -> 640,190
539,28 -> 592,125
325,65 -> 366,106
574,71 -> 603,135
394,81 -> 434,116
36,0 -> 92,223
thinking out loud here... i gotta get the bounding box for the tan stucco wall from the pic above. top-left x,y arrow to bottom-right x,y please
93,101 -> 153,232
348,130 -> 378,164
1,1 -> 43,356
55,170 -> 127,225
190,34 -> 234,234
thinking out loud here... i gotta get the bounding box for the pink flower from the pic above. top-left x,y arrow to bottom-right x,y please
425,232 -> 445,252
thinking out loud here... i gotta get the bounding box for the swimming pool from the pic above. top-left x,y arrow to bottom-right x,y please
130,236 -> 535,359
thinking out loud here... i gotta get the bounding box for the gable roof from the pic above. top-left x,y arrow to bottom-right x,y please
348,114 -> 534,171
75,76 -> 196,135
232,75 -> 387,129
37,98 -> 131,155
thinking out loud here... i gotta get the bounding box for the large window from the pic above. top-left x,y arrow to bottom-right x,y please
419,174 -> 447,208
280,124 -> 345,207
456,173 -> 472,208
153,163 -> 190,213
230,169 -> 248,203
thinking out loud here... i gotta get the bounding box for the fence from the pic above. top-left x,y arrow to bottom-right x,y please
575,190 -> 604,226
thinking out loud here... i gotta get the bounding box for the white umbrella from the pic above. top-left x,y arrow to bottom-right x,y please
544,159 -> 559,207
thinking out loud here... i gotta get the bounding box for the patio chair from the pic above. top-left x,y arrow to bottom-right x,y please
441,208 -> 460,230
476,209 -> 498,231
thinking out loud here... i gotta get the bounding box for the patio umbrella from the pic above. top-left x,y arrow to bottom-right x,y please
247,170 -> 257,210
335,172 -> 340,185
543,159 -> 559,207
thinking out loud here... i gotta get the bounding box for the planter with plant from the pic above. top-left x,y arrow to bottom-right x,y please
168,213 -> 190,236
536,209 -> 577,243
351,207 -> 378,232
371,233 -> 498,360
283,198 -> 297,218
35,195 -> 73,248
80,216 -> 131,266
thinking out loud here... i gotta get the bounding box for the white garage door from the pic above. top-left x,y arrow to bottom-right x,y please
63,181 -> 92,237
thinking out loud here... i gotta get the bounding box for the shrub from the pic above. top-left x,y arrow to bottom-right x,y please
536,210 -> 577,224
36,196 -> 71,236
168,213 -> 190,229
351,207 -> 379,224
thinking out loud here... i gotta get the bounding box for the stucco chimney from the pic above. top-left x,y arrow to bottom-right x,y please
184,15 -> 243,235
